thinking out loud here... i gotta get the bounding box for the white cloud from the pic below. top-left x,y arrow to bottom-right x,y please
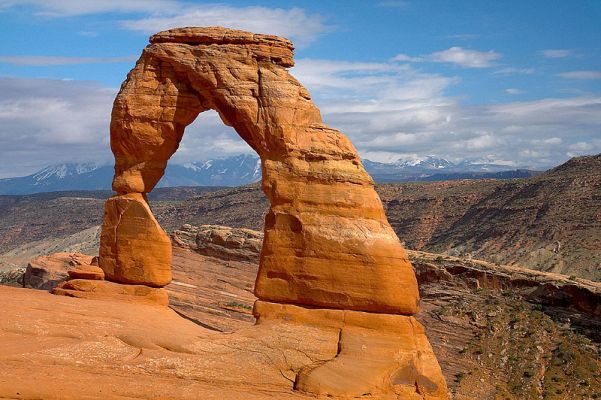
121,5 -> 327,46
492,67 -> 535,75
541,49 -> 572,58
0,0 -> 178,16
428,47 -> 501,68
292,60 -> 600,168
393,46 -> 501,68
558,70 -> 601,80
1,60 -> 600,177
392,54 -> 423,62
171,111 -> 254,165
0,78 -> 115,177
535,137 -> 563,145
446,34 -> 479,40
505,88 -> 524,95
0,1 -> 328,46
0,55 -> 136,66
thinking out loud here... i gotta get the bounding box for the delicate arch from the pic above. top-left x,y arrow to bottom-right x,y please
99,27 -> 419,314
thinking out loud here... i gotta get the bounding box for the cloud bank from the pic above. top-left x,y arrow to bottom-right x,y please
394,47 -> 501,68
0,1 -> 328,46
2,57 -> 600,178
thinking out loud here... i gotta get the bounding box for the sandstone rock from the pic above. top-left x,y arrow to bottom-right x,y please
95,26 -> 444,398
23,252 -> 94,290
103,26 -> 419,314
254,300 -> 448,399
2,249 -> 599,400
172,224 -> 263,262
52,279 -> 169,306
99,193 -> 172,287
67,264 -> 105,280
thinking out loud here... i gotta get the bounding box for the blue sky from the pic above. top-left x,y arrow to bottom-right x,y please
0,0 -> 600,177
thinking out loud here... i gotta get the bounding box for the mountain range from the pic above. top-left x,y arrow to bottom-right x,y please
0,154 -> 539,195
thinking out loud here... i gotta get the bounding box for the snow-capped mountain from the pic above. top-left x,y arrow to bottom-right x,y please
0,163 -> 116,195
31,162 -> 102,181
0,154 -> 539,195
159,154 -> 262,187
395,156 -> 455,171
0,155 -> 263,195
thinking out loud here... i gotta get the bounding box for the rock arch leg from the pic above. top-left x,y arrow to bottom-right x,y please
99,50 -> 208,286
98,27 -> 448,399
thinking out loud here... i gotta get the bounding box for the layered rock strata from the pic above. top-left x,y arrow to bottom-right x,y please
100,193 -> 172,287
97,26 -> 447,398
172,224 -> 263,263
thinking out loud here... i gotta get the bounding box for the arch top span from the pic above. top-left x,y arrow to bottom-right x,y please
149,26 -> 295,67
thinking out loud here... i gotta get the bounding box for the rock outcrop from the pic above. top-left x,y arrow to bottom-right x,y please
24,250 -> 169,306
23,252 -> 94,290
0,266 -> 25,286
172,224 -> 263,262
95,26 -> 446,398
53,279 -> 169,306
99,193 -> 172,287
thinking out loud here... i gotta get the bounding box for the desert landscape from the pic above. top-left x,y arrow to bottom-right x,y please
1,2 -> 600,400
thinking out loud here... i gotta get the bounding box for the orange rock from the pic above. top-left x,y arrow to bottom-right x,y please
52,279 -> 169,306
254,300 -> 448,398
103,26 -> 418,313
95,26 -> 446,398
23,252 -> 94,290
172,224 -> 264,263
67,265 -> 105,280
99,193 -> 171,287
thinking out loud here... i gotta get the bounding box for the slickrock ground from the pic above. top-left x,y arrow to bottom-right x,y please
0,250 -> 441,400
0,285 -> 315,400
168,227 -> 601,399
2,225 -> 598,399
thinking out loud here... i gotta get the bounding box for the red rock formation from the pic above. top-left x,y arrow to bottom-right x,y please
100,193 -> 171,286
23,252 -> 94,290
97,26 -> 447,398
53,279 -> 169,306
103,26 -> 418,313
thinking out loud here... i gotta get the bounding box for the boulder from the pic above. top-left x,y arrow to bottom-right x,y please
99,193 -> 172,287
23,252 -> 94,290
172,224 -> 263,263
67,264 -> 105,280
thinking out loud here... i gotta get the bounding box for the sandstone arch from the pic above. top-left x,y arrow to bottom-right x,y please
98,27 -> 448,398
101,27 -> 420,313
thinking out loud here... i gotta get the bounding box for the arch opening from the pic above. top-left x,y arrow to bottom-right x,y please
156,110 -> 260,188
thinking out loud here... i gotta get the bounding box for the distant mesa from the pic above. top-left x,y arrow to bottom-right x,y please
48,26 -> 449,398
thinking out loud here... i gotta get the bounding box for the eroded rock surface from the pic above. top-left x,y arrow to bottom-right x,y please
172,224 -> 263,262
99,193 -> 172,287
23,252 -> 94,290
